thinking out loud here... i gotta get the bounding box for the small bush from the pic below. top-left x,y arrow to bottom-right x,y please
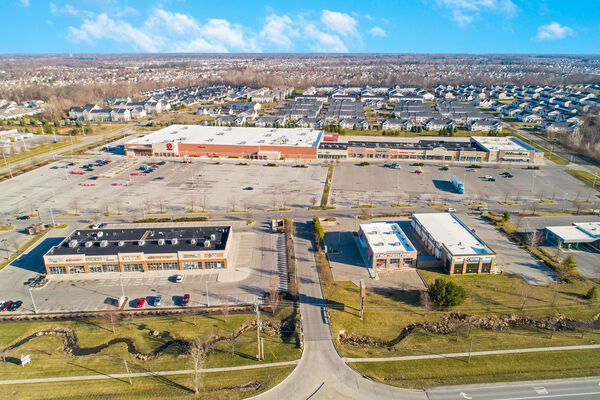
265,162 -> 278,167
467,164 -> 482,168
313,216 -> 324,241
358,161 -> 370,166
502,211 -> 510,222
586,287 -> 598,300
411,162 -> 424,166
428,278 -> 467,307
563,255 -> 577,271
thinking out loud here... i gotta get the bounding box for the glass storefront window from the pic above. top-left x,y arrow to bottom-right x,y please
48,266 -> 66,274
122,263 -> 143,272
182,261 -> 200,270
205,261 -> 225,269
68,265 -> 86,274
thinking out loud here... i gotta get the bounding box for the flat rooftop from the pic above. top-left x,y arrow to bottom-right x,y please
320,138 -> 478,151
574,222 -> 600,239
46,226 -> 230,256
471,136 -> 540,153
126,125 -> 323,148
360,222 -> 416,253
412,213 -> 494,256
546,222 -> 600,243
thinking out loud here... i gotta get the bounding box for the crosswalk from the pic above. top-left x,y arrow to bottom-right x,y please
276,235 -> 289,292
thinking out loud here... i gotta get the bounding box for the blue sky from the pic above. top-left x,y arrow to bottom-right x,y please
2,0 -> 599,53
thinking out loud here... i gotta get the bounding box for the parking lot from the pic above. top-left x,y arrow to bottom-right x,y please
0,220 -> 289,314
331,161 -> 592,207
0,157 -> 327,219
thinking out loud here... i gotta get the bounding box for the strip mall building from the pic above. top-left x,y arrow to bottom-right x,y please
43,226 -> 231,275
125,125 -> 323,160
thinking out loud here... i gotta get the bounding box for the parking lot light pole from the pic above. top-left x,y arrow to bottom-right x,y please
28,287 -> 38,314
49,207 -> 55,226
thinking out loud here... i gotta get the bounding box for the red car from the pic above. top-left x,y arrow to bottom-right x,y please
135,298 -> 145,308
1,301 -> 13,311
414,170 -> 423,174
131,172 -> 140,176
182,294 -> 190,306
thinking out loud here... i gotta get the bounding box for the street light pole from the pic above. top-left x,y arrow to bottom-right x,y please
28,287 -> 38,314
49,207 -> 56,226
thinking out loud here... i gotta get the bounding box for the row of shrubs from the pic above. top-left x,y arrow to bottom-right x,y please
135,216 -> 208,223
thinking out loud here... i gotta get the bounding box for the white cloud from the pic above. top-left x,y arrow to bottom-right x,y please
304,23 -> 348,52
67,14 -> 158,52
321,10 -> 358,37
536,22 -> 574,41
144,9 -> 200,36
17,0 -> 29,7
368,27 -> 386,37
201,19 -> 254,50
260,14 -> 299,48
434,0 -> 517,25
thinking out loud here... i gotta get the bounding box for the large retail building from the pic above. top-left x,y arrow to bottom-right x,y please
125,125 -> 323,160
43,226 -> 231,275
411,213 -> 495,275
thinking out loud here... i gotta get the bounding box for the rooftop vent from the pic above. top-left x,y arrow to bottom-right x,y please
171,238 -> 178,245
68,240 -> 78,248
204,240 -> 211,248
190,238 -> 197,245
100,240 -> 108,248
210,234 -> 216,241
138,240 -> 145,246
118,241 -> 125,247
85,241 -> 93,248
97,231 -> 104,238
158,238 -> 165,246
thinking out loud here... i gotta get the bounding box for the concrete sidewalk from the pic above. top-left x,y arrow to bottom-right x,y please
0,359 -> 300,385
344,343 -> 600,363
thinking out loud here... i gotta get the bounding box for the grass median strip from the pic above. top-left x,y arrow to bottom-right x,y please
565,169 -> 600,193
510,131 -> 570,165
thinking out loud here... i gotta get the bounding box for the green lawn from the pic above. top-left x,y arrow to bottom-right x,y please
351,349 -> 600,390
3,139 -> 79,165
0,366 -> 295,400
0,309 -> 301,382
323,268 -> 600,360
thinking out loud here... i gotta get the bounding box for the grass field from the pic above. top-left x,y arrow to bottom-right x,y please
0,309 -> 301,384
565,169 -> 600,193
0,365 -> 295,400
351,349 -> 600,390
322,268 -> 600,359
3,139 -> 80,165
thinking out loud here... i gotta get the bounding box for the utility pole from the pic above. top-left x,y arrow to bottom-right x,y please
124,360 -> 132,385
49,207 -> 55,227
28,287 -> 37,314
205,280 -> 209,306
255,303 -> 262,361
2,150 -> 13,179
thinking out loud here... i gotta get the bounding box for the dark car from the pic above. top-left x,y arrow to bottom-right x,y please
135,298 -> 145,308
500,172 -> 510,176
8,300 -> 22,311
153,176 -> 164,181
16,215 -> 30,220
487,177 -> 496,182
1,301 -> 12,311
88,176 -> 98,180
440,166 -> 449,171
505,173 -> 514,178
242,186 -> 254,190
158,161 -> 166,165
182,294 -> 190,306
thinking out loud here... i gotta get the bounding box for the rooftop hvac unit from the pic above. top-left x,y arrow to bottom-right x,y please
204,240 -> 211,248
190,238 -> 196,245
85,241 -> 93,248
97,231 -> 104,238
100,240 -> 108,248
138,240 -> 145,246
158,238 -> 165,246
69,240 -> 78,248
210,234 -> 216,240
171,238 -> 178,245
118,241 -> 125,247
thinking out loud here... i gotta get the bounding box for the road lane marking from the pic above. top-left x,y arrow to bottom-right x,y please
496,392 -> 600,400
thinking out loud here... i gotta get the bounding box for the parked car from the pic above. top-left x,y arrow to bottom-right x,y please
8,300 -> 22,311
154,294 -> 162,306
390,163 -> 401,169
16,215 -> 30,220
242,186 -> 254,190
487,177 -> 496,182
505,173 -> 514,178
135,298 -> 145,308
153,176 -> 164,181
484,175 -> 493,180
446,208 -> 456,213
182,294 -> 190,306
175,274 -> 184,283
158,161 -> 166,165
91,223 -> 101,229
1,301 -> 12,311
440,166 -> 449,171
50,166 -> 59,169
414,170 -> 423,174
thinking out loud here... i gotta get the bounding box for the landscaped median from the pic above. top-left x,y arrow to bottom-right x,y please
0,309 -> 301,399
510,131 -> 570,165
565,169 -> 600,193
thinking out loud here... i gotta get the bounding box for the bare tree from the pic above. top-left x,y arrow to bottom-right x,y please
419,291 -> 433,311
310,196 -> 317,208
189,338 -> 209,394
537,191 -> 546,202
115,198 -> 123,214
329,196 -> 336,208
519,284 -> 532,311
268,275 -> 281,316
188,196 -> 196,212
70,198 -> 80,214
220,289 -> 230,322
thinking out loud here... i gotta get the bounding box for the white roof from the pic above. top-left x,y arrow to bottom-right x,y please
573,222 -> 600,239
360,222 -> 415,253
546,226 -> 595,243
412,213 -> 494,256
471,136 -> 539,152
126,125 -> 322,148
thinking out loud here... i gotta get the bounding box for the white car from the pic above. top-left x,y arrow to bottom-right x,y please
175,274 -> 184,283
484,175 -> 493,180
91,224 -> 100,229
446,207 -> 456,213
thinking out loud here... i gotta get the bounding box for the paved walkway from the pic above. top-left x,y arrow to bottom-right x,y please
0,360 -> 299,385
345,344 -> 600,363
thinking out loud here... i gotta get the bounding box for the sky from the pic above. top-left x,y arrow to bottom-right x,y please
2,0 -> 599,54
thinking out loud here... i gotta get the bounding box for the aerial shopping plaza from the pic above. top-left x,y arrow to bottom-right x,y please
125,125 -> 544,165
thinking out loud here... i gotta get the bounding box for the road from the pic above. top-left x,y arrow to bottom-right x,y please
251,220 -> 426,400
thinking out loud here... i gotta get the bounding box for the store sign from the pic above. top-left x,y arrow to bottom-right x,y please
384,253 -> 413,258
166,143 -> 173,150
65,258 -> 83,262
147,255 -> 175,260
183,254 -> 199,258
86,257 -> 102,262
121,256 -> 139,261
